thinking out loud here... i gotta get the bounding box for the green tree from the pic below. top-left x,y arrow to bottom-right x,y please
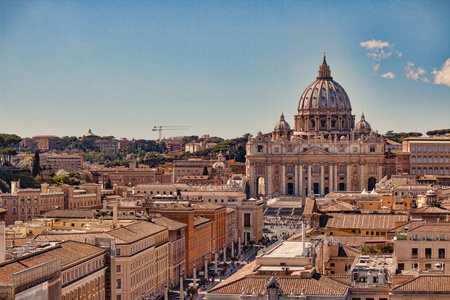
2,148 -> 17,163
32,151 -> 41,177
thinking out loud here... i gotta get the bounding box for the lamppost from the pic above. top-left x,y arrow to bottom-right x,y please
193,263 -> 197,290
223,243 -> 227,264
238,234 -> 242,257
180,271 -> 184,300
164,283 -> 168,300
214,250 -> 218,274
204,256 -> 208,282
231,239 -> 234,258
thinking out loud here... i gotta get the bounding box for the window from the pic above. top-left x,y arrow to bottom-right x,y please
116,279 -> 122,289
244,213 -> 251,227
330,263 -> 335,267
412,263 -> 418,269
411,248 -> 418,258
257,145 -> 263,152
425,248 -> 432,259
345,264 -> 351,271
439,234 -> 446,241
116,265 -> 121,273
411,234 -> 418,241
398,263 -> 404,271
439,248 -> 445,259
370,146 -> 375,152
425,234 -> 432,241
116,249 -> 121,256
425,263 -> 432,269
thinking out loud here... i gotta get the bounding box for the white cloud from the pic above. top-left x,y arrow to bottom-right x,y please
367,49 -> 392,61
381,72 -> 395,79
360,40 -> 391,49
373,64 -> 380,72
396,50 -> 403,58
432,58 -> 450,87
405,61 -> 430,83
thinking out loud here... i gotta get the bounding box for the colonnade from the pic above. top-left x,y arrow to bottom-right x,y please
251,161 -> 382,197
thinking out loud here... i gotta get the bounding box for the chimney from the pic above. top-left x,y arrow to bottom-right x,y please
113,205 -> 118,228
302,220 -> 306,255
11,181 -> 19,195
0,222 -> 6,262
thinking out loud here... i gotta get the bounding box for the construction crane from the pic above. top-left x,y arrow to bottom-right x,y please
152,125 -> 192,141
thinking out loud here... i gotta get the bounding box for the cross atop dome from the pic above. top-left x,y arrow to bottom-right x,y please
317,54 -> 332,80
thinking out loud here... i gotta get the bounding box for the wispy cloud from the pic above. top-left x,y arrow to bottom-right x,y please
381,72 -> 395,79
373,64 -> 380,72
432,58 -> 450,87
360,40 -> 391,49
395,50 -> 403,58
405,61 -> 429,83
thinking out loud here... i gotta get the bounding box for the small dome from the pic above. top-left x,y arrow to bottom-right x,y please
274,114 -> 291,131
355,113 -> 372,133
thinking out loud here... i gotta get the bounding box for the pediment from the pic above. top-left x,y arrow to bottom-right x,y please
300,147 -> 333,156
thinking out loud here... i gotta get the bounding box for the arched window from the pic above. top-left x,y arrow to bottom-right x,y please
287,165 -> 294,174
257,165 -> 263,174
411,168 -> 416,175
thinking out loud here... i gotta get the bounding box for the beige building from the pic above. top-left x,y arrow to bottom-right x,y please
402,136 -> 450,176
172,159 -> 212,183
393,222 -> 450,274
40,153 -> 83,172
150,216 -> 186,288
246,57 -> 388,198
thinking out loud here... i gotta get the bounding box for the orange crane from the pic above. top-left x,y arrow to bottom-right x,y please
152,125 -> 192,141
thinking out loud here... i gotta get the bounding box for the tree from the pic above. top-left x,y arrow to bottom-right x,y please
2,148 -> 17,163
32,151 -> 41,177
426,129 -> 450,137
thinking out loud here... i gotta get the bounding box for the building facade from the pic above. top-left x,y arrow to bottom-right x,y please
246,57 -> 388,198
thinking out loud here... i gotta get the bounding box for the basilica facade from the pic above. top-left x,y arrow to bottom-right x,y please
246,56 -> 387,198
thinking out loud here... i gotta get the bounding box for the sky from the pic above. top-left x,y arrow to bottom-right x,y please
1,0 -> 449,140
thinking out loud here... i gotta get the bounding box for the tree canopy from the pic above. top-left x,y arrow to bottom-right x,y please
384,131 -> 422,143
426,129 -> 450,137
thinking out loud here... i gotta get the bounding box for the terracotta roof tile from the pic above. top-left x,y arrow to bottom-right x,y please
392,275 -> 450,293
107,221 -> 167,244
209,275 -> 348,296
324,213 -> 408,230
151,216 -> 186,231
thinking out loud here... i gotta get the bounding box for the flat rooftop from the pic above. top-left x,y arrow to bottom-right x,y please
263,241 -> 311,258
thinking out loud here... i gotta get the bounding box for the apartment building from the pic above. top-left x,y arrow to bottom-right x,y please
0,240 -> 106,300
108,221 -> 169,300
150,216 -> 186,288
31,135 -> 66,151
393,222 -> 450,274
172,159 -> 212,183
160,204 -> 212,276
40,153 -> 83,172
402,136 -> 450,177
93,167 -> 157,187
0,182 -> 65,225
191,202 -> 227,253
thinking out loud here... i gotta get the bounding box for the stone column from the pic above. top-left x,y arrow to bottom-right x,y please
179,273 -> 183,300
347,164 -> 351,191
320,164 -> 325,196
231,239 -> 234,258
204,256 -> 208,282
238,235 -> 241,256
360,164 -> 366,191
214,250 -> 218,274
267,163 -> 272,197
294,163 -> 299,195
378,164 -> 383,182
307,164 -> 312,196
299,164 -> 304,196
193,264 -> 197,290
281,164 -> 286,195
223,244 -> 226,264
329,164 -> 333,193
334,165 -> 338,191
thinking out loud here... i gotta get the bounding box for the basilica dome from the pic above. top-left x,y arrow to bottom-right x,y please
294,56 -> 355,137
354,113 -> 372,134
274,113 -> 291,131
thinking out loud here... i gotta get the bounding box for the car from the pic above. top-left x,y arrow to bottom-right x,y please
263,227 -> 271,233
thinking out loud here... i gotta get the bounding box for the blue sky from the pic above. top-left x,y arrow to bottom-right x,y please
1,0 -> 449,140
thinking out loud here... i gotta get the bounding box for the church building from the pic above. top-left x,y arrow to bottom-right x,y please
246,56 -> 386,198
